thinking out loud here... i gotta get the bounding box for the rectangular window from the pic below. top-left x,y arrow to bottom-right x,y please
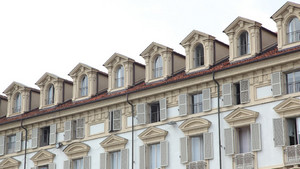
6,134 -> 16,154
150,103 -> 160,123
287,117 -> 300,145
237,126 -> 250,153
234,82 -> 241,105
73,158 -> 83,169
64,118 -> 85,141
110,151 -> 121,169
191,136 -> 204,162
109,110 -> 122,132
192,93 -> 203,113
287,71 -> 300,94
39,165 -> 48,169
40,126 -> 50,147
149,143 -> 160,169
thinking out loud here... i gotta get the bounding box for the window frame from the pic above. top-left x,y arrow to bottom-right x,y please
193,43 -> 204,68
13,92 -> 22,113
6,134 -> 16,154
153,55 -> 163,78
80,75 -> 88,97
115,65 -> 124,88
40,126 -> 50,147
238,31 -> 250,56
47,84 -> 55,105
150,102 -> 160,123
286,70 -> 300,94
72,158 -> 83,169
287,17 -> 300,44
192,93 -> 203,114
109,151 -> 121,169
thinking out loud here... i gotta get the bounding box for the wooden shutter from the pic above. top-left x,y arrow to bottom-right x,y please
137,103 -> 147,124
160,98 -> 167,121
63,160 -> 71,169
204,132 -> 214,160
202,88 -> 211,112
113,110 -> 122,131
83,156 -> 91,169
222,83 -> 232,107
178,94 -> 188,116
224,128 -> 235,155
15,131 -> 22,152
240,80 -> 250,103
139,145 -> 146,169
121,149 -> 129,169
180,137 -> 189,164
48,163 -> 56,169
273,118 -> 287,147
0,135 -> 5,155
49,124 -> 56,145
251,123 -> 262,151
31,128 -> 39,148
160,140 -> 169,167
76,118 -> 85,139
100,153 -> 107,169
271,72 -> 282,96
64,121 -> 73,141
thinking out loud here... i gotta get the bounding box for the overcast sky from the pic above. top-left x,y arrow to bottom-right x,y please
0,0 -> 289,94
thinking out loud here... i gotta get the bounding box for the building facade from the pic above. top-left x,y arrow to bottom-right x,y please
1,2 -> 300,169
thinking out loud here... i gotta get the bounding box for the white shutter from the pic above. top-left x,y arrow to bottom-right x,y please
31,128 -> 39,148
271,72 -> 282,96
48,163 -> 56,169
83,156 -> 91,169
113,110 -> 122,131
180,137 -> 189,164
137,103 -> 147,124
0,135 -> 5,155
121,149 -> 129,169
159,98 -> 167,121
100,153 -> 107,169
204,132 -> 214,160
202,88 -> 211,112
63,160 -> 71,169
139,145 -> 146,169
178,94 -> 189,116
222,83 -> 232,107
273,118 -> 287,147
49,124 -> 56,145
160,140 -> 169,167
15,131 -> 22,152
251,123 -> 262,151
64,121 -> 73,141
224,128 -> 235,155
76,118 -> 85,139
240,80 -> 250,103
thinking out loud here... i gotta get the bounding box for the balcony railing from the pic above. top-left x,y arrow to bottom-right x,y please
187,160 -> 206,169
284,145 -> 300,166
234,153 -> 254,169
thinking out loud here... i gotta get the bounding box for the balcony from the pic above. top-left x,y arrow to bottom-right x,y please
234,153 -> 254,169
284,145 -> 300,166
187,161 -> 206,169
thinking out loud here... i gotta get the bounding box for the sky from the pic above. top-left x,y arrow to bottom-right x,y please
0,0 -> 290,94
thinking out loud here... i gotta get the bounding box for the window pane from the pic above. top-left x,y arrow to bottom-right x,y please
194,44 -> 204,67
14,93 -> 22,113
110,151 -> 121,169
150,103 -> 160,123
239,31 -> 249,56
154,56 -> 163,78
288,17 -> 300,43
116,66 -> 124,88
80,75 -> 88,96
7,135 -> 16,154
73,158 -> 83,169
287,73 -> 294,94
47,85 -> 54,105
295,71 -> 300,92
191,136 -> 204,161
150,144 -> 160,169
193,93 -> 202,113
238,126 -> 250,153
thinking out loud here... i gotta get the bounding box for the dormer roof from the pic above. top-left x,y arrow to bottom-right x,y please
68,63 -> 107,77
271,1 -> 300,20
180,30 -> 215,45
103,53 -> 135,67
140,42 -> 173,57
223,16 -> 262,34
3,81 -> 39,95
35,72 -> 67,86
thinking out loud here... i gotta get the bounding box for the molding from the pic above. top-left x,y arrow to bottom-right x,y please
63,142 -> 90,159
0,157 -> 20,169
100,135 -> 128,152
224,108 -> 259,127
179,118 -> 211,136
30,149 -> 55,166
274,97 -> 300,118
138,127 -> 168,144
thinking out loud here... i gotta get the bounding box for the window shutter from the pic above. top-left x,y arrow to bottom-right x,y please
240,80 -> 250,103
224,128 -> 235,155
159,98 -> 167,121
273,118 -> 287,147
48,163 -> 56,169
100,153 -> 107,169
31,167 -> 38,169
0,135 -> 5,155
222,83 -> 232,107
63,160 -> 71,169
178,94 -> 188,116
139,145 -> 146,169
49,124 -> 56,145
180,137 -> 189,164
76,118 -> 85,139
15,131 -> 22,152
31,128 -> 39,149
160,140 -> 169,167
271,72 -> 282,96
113,110 -> 122,131
137,103 -> 147,124
83,156 -> 91,169
251,123 -> 262,151
235,154 -> 244,169
204,132 -> 214,160
202,88 -> 211,112
121,149 -> 129,169
64,121 -> 73,141
109,111 -> 112,132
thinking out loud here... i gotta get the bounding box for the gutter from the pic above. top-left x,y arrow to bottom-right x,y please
21,119 -> 28,169
126,94 -> 134,169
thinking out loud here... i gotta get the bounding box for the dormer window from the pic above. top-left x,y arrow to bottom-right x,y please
154,55 -> 163,78
47,84 -> 54,105
194,44 -> 204,68
80,75 -> 88,97
115,66 -> 124,88
239,31 -> 250,56
287,17 -> 300,43
13,93 -> 21,113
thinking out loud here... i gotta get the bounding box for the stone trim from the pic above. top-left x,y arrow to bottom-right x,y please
30,149 -> 55,166
274,97 -> 300,118
100,135 -> 128,152
179,118 -> 211,136
0,157 -> 20,169
224,108 -> 259,127
63,142 -> 90,159
138,127 -> 168,144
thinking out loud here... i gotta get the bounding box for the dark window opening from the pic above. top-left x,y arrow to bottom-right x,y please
40,126 -> 50,147
234,83 -> 241,105
150,103 -> 160,123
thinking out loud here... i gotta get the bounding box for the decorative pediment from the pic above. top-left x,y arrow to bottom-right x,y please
0,157 -> 20,169
68,63 -> 99,77
103,53 -> 135,67
100,135 -> 128,152
224,108 -> 259,127
64,142 -> 90,159
274,97 -> 300,117
35,72 -> 64,86
138,127 -> 168,144
30,150 -> 55,166
180,30 -> 215,46
179,118 -> 211,136
271,1 -> 300,20
140,42 -> 173,58
3,81 -> 30,95
223,16 -> 261,34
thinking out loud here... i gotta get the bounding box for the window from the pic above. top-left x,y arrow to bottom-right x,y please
72,158 -> 83,169
154,55 -> 163,78
191,136 -> 204,162
192,93 -> 203,113
287,17 -> 300,43
64,118 -> 85,141
149,143 -> 160,169
13,93 -> 21,113
115,66 -> 124,88
150,102 -> 160,123
222,80 -> 249,107
239,31 -> 250,56
47,84 -> 54,105
236,126 -> 251,153
194,44 -> 204,68
287,70 -> 300,94
233,82 -> 241,105
110,151 -> 121,169
6,134 -> 16,154
31,124 -> 56,148
80,75 -> 88,97
109,110 -> 122,132
40,126 -> 50,147
39,165 -> 48,169
286,117 -> 300,146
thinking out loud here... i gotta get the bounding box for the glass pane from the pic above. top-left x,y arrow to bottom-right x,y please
81,76 -> 88,96
193,93 -> 202,113
110,151 -> 121,169
239,31 -> 249,56
295,71 -> 300,92
73,158 -> 83,169
287,73 -> 294,94
116,66 -> 124,88
154,56 -> 163,78
239,126 -> 250,153
194,44 -> 204,67
191,136 -> 201,161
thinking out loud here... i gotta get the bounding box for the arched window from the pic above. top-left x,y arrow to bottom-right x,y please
115,65 -> 124,88
154,55 -> 163,78
14,93 -> 22,113
194,44 -> 204,67
80,75 -> 88,97
288,17 -> 300,43
239,31 -> 250,56
47,84 -> 54,105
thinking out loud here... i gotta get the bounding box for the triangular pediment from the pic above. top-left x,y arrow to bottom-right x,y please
3,81 -> 30,95
100,135 -> 128,152
140,42 -> 173,57
274,97 -> 300,115
64,142 -> 90,157
224,108 -> 259,127
271,1 -> 300,20
35,72 -> 63,86
0,157 -> 20,168
68,63 -> 100,77
223,16 -> 261,34
180,30 -> 215,45
30,149 -> 55,163
103,53 -> 135,67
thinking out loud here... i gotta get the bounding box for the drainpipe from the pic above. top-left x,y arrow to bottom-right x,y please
126,94 -> 134,169
21,119 -> 28,169
213,71 -> 222,169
